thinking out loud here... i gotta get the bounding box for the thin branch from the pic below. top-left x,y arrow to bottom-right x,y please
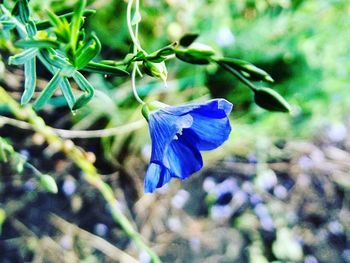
0,115 -> 145,138
50,213 -> 139,263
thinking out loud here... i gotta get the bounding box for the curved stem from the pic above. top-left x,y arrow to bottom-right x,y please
131,63 -> 145,104
127,0 -> 142,51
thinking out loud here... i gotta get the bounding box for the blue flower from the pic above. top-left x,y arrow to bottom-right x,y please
144,99 -> 233,193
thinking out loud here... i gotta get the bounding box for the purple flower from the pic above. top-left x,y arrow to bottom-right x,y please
144,99 -> 233,193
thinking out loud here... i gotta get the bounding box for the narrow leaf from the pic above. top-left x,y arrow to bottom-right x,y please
82,62 -> 129,76
9,48 -> 37,65
179,33 -> 199,47
0,21 -> 16,31
74,33 -> 101,69
16,39 -> 59,49
36,9 -> 95,30
21,57 -> 36,105
60,77 -> 75,109
70,0 -> 86,53
72,71 -> 94,110
37,52 -> 76,110
33,71 -> 62,110
17,0 -> 30,24
25,20 -> 37,37
40,49 -> 74,74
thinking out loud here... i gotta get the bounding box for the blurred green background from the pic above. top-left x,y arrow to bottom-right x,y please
1,0 -> 350,262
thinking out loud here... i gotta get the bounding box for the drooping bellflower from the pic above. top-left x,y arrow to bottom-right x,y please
143,99 -> 233,193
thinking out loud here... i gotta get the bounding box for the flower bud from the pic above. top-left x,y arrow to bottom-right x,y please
253,87 -> 291,113
186,43 -> 216,57
175,49 -> 210,65
143,61 -> 168,82
39,174 -> 58,194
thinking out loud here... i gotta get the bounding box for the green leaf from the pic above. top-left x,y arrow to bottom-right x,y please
0,21 -> 16,31
217,58 -> 274,83
21,57 -> 36,105
179,33 -> 199,47
156,42 -> 178,56
60,77 -> 75,109
72,71 -> 94,110
33,71 -> 62,110
82,62 -> 129,76
17,0 -> 30,24
16,39 -> 60,49
25,20 -> 37,37
253,87 -> 291,113
145,43 -> 178,62
11,1 -> 20,17
40,49 -> 75,76
74,33 -> 101,69
8,48 -> 37,65
36,9 -> 95,30
70,0 -> 86,53
37,52 -> 76,109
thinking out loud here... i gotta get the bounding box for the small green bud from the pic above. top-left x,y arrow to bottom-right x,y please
39,174 -> 58,194
175,49 -> 210,65
141,101 -> 168,121
253,87 -> 291,113
143,61 -> 168,82
186,43 -> 216,57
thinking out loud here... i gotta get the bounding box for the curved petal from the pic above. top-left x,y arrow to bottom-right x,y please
161,99 -> 233,118
186,112 -> 232,151
149,111 -> 193,163
144,162 -> 172,193
163,134 -> 203,180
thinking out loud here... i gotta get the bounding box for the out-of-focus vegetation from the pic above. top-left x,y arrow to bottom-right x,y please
1,0 -> 350,262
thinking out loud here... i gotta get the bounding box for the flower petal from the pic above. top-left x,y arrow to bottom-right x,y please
186,112 -> 232,151
144,162 -> 171,193
161,99 -> 232,118
163,134 -> 203,179
148,111 -> 193,163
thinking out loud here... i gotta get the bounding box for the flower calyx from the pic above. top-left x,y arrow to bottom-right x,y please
141,100 -> 168,121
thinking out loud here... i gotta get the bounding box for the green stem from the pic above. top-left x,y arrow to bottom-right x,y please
127,0 -> 142,51
217,61 -> 258,92
0,86 -> 161,263
131,63 -> 145,104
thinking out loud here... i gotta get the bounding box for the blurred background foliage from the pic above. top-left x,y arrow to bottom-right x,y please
1,0 -> 350,262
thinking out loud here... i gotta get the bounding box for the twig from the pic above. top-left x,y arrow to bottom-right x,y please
50,213 -> 139,263
0,86 -> 161,263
